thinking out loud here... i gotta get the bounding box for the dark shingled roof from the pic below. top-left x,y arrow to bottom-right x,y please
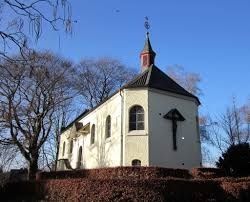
124,64 -> 200,104
61,65 -> 200,133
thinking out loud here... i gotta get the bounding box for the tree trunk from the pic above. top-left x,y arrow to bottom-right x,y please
28,155 -> 39,180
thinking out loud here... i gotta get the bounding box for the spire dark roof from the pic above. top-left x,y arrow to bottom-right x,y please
124,65 -> 200,104
141,32 -> 156,55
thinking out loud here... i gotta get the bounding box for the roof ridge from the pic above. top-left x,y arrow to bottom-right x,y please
145,65 -> 153,85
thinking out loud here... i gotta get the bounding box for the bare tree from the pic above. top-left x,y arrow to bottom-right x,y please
204,98 -> 250,155
200,115 -> 225,154
0,144 -> 18,171
73,58 -> 136,108
0,51 -> 73,179
166,64 -> 202,96
242,100 -> 250,142
0,0 -> 72,59
40,104 -> 76,171
198,115 -> 218,166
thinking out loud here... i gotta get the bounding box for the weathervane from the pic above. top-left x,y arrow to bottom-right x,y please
144,16 -> 150,35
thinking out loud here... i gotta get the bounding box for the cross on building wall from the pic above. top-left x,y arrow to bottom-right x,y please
164,109 -> 185,151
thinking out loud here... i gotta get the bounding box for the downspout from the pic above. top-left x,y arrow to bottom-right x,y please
119,89 -> 124,166
55,132 -> 61,171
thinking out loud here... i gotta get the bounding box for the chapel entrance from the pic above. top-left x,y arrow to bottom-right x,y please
77,146 -> 83,169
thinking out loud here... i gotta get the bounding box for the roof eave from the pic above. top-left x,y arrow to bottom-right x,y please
124,85 -> 201,105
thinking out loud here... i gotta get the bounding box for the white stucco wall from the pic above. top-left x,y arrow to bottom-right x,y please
123,89 -> 149,166
148,89 -> 202,169
58,93 -> 122,169
58,87 -> 202,170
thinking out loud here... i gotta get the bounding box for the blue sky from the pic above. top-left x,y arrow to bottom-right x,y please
36,0 -> 250,116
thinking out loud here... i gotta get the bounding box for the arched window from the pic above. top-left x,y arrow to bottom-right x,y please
129,105 -> 144,131
69,139 -> 73,154
91,124 -> 95,145
132,159 -> 141,166
77,146 -> 83,169
62,142 -> 66,156
105,115 -> 111,139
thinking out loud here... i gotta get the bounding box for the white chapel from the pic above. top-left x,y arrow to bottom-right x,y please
57,32 -> 202,170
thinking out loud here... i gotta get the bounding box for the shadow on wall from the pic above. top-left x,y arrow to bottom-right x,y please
89,135 -> 117,168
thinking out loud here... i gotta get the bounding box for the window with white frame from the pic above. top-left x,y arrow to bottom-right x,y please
91,124 -> 95,145
69,139 -> 73,154
129,105 -> 144,131
105,115 -> 111,139
62,141 -> 66,156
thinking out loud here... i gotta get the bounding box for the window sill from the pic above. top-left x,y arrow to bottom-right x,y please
127,130 -> 147,136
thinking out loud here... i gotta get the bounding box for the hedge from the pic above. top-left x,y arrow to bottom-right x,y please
191,167 -> 226,179
1,167 -> 250,201
36,166 -> 192,180
2,178 -> 250,201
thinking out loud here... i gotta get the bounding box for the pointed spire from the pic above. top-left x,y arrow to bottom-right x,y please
142,32 -> 155,54
140,17 -> 156,72
140,31 -> 156,72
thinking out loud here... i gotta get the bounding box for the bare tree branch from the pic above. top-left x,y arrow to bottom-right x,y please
0,0 -> 72,59
73,58 -> 136,108
0,50 -> 73,179
203,98 -> 250,156
166,64 -> 202,96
